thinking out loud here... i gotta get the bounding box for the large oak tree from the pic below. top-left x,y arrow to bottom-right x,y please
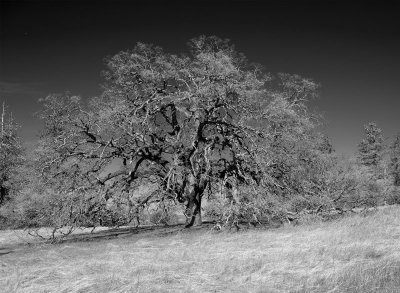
37,36 -> 318,227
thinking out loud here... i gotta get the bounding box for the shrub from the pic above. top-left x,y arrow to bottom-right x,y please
385,187 -> 400,205
204,187 -> 287,229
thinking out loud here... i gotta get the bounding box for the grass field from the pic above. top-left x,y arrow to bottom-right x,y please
1,206 -> 400,293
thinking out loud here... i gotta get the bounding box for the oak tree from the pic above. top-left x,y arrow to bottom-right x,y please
37,36 -> 318,227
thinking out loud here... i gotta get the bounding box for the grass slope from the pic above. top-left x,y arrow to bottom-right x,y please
1,206 -> 400,293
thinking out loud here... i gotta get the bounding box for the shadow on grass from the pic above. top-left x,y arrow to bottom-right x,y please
61,223 -> 210,243
0,221 -> 217,255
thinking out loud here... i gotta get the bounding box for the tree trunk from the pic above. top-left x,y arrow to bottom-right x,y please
184,174 -> 203,227
225,177 -> 239,203
185,191 -> 202,227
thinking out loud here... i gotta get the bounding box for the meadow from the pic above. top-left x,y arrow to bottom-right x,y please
1,206 -> 400,293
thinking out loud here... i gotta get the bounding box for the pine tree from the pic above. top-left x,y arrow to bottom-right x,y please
357,122 -> 384,167
389,134 -> 400,186
0,102 -> 23,205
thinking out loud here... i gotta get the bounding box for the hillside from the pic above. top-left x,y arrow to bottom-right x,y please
1,206 -> 400,293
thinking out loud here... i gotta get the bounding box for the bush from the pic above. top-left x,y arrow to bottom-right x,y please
287,194 -> 331,213
204,187 -> 287,229
0,192 -> 52,229
385,187 -> 400,205
148,205 -> 179,226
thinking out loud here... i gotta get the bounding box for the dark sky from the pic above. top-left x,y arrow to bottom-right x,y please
1,0 -> 399,155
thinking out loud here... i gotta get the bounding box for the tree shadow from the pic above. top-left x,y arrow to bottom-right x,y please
0,221 -> 217,255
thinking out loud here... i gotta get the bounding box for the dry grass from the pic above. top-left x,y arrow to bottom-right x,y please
1,206 -> 400,293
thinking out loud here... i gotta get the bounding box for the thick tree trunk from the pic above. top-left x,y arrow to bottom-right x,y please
184,174 -> 203,227
185,191 -> 202,227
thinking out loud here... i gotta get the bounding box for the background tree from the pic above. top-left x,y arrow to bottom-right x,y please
37,36 -> 320,228
357,122 -> 384,167
0,102 -> 24,206
389,134 -> 400,186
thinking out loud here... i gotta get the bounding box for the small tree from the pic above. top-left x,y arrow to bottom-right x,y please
0,102 -> 24,205
389,134 -> 400,186
358,122 -> 384,167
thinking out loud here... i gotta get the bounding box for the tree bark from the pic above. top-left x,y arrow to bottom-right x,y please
184,174 -> 203,227
185,191 -> 202,227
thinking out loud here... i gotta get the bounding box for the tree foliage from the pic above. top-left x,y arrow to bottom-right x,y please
357,122 -> 384,167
